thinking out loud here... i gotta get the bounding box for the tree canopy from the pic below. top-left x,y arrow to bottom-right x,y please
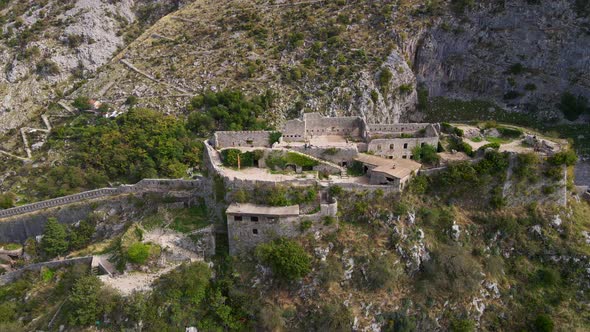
40,218 -> 68,258
187,90 -> 275,136
256,238 -> 311,281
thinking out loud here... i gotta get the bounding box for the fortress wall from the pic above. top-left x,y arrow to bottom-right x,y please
367,137 -> 439,159
304,115 -> 364,138
0,179 -> 207,243
367,123 -> 431,134
227,201 -> 338,255
213,131 -> 272,148
282,119 -> 305,142
0,256 -> 93,285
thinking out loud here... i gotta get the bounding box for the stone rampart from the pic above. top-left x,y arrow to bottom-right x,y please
0,188 -> 120,219
0,256 -> 93,285
213,131 -> 272,148
0,179 -> 207,243
367,123 -> 431,133
303,113 -> 365,139
0,179 -> 204,220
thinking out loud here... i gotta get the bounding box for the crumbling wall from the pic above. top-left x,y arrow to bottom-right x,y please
227,200 -> 338,255
304,113 -> 365,139
367,123 -> 431,133
0,179 -> 207,243
0,256 -> 93,285
213,131 -> 272,148
367,137 -> 439,159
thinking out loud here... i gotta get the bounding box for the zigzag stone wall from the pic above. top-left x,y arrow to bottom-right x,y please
0,256 -> 93,285
0,179 -> 207,243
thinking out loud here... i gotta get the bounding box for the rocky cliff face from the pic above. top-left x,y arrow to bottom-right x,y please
0,0 -> 183,132
415,0 -> 590,119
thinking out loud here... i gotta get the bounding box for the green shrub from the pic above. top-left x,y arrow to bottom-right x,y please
67,276 -> 104,326
533,314 -> 554,332
497,126 -> 523,138
187,90 -> 275,136
412,144 -> 440,165
328,185 -> 343,197
507,63 -> 525,75
269,131 -> 282,145
380,311 -> 416,332
399,83 -> 412,94
419,245 -> 482,298
347,160 -> 365,176
379,68 -> 393,92
256,238 -> 311,281
547,150 -> 577,166
478,142 -> 501,151
0,192 -> 16,209
362,254 -> 402,291
300,219 -> 312,232
450,318 -> 475,332
309,303 -> 353,331
126,242 -> 151,264
36,58 -> 60,76
72,96 -> 92,110
323,216 -> 336,225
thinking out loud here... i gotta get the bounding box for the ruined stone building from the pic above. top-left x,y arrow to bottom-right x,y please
226,198 -> 338,255
354,153 -> 422,188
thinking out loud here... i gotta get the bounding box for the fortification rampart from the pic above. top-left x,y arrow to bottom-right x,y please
0,179 -> 204,220
213,131 -> 272,148
367,123 -> 431,133
0,256 -> 93,285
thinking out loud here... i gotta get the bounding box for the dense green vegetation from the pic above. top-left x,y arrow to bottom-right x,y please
0,192 -> 15,209
39,217 -> 96,259
233,184 -> 318,207
265,150 -> 319,170
187,90 -> 275,136
411,144 -> 440,166
255,238 -> 311,281
51,108 -> 201,184
220,148 -> 264,168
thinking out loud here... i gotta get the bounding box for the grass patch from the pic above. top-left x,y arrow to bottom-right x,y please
485,136 -> 511,145
170,204 -> 209,233
2,243 -> 22,251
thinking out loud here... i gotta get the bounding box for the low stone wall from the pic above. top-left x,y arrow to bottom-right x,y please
213,131 -> 272,149
0,256 -> 93,285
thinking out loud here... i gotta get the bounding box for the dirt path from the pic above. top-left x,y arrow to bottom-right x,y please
99,263 -> 180,295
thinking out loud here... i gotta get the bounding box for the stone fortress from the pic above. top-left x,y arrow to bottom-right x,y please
208,113 -> 441,252
212,112 -> 440,188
